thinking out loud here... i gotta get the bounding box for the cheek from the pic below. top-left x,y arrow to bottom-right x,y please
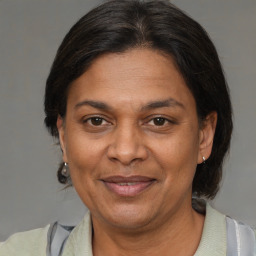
65,129 -> 107,177
150,127 -> 200,181
65,133 -> 107,204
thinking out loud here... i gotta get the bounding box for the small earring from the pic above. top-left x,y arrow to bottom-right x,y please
62,162 -> 70,177
202,156 -> 206,164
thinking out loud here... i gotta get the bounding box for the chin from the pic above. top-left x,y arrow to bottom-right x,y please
102,205 -> 156,230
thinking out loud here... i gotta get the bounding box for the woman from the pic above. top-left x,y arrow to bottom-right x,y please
1,0 -> 255,255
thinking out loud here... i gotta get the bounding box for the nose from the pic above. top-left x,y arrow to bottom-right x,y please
107,123 -> 148,166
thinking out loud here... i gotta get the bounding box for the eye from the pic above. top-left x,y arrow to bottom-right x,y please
90,117 -> 104,126
152,117 -> 167,126
84,117 -> 109,126
148,117 -> 169,126
145,116 -> 178,131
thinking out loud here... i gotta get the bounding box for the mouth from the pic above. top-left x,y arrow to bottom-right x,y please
100,176 -> 156,197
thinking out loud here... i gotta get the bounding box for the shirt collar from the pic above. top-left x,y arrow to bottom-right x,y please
62,211 -> 93,256
62,203 -> 226,256
195,203 -> 226,255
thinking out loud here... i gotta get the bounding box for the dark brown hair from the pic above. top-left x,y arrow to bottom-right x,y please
44,0 -> 232,199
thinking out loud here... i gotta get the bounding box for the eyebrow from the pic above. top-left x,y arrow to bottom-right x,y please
141,98 -> 184,111
74,98 -> 184,111
75,100 -> 112,111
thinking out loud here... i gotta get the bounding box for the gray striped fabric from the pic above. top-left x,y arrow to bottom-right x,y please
226,217 -> 256,256
47,223 -> 74,256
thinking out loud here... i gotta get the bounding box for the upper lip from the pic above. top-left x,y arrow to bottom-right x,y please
101,175 -> 156,183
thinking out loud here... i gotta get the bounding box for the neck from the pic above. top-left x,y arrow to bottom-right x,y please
92,201 -> 205,256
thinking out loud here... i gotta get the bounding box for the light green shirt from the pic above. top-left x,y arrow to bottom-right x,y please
0,204 -> 230,255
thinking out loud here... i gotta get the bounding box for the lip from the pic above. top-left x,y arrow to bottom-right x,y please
101,176 -> 156,197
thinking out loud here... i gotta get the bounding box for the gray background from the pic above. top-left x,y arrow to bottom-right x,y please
0,0 -> 255,241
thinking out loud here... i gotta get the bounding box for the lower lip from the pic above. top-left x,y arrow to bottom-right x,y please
103,181 -> 155,197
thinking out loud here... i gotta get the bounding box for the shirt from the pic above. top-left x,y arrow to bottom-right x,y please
0,203 -> 253,255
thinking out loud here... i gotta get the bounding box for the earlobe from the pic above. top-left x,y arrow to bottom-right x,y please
57,115 -> 68,163
198,111 -> 217,164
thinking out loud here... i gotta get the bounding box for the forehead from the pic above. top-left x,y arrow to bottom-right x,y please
68,48 -> 195,111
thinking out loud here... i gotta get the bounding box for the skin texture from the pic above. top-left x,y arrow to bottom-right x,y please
57,48 -> 217,255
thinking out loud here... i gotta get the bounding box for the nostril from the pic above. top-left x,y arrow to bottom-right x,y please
106,127 -> 149,165
107,143 -> 148,165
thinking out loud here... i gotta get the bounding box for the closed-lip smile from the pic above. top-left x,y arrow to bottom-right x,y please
101,175 -> 156,197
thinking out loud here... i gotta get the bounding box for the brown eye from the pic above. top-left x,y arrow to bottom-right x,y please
153,117 -> 166,126
90,117 -> 104,126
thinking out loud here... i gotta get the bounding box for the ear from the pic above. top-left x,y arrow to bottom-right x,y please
56,115 -> 68,163
197,111 -> 217,164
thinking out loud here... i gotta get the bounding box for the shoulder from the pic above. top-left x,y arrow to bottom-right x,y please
226,215 -> 256,254
195,201 -> 256,255
0,224 -> 50,256
206,203 -> 256,255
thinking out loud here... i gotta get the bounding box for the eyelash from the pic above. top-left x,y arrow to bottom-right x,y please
83,116 -> 110,126
147,117 -> 174,126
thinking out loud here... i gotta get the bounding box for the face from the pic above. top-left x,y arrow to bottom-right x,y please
58,48 -> 215,231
